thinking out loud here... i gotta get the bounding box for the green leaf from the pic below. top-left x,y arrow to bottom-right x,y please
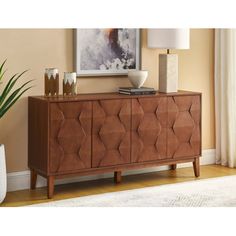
0,86 -> 33,118
0,69 -> 7,82
0,60 -> 33,119
0,70 -> 28,107
0,59 -> 7,75
0,73 -> 18,106
0,79 -> 33,112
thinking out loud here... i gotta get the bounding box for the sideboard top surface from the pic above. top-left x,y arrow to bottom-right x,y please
29,90 -> 201,103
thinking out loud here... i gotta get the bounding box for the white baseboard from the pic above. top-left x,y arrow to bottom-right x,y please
7,149 -> 216,192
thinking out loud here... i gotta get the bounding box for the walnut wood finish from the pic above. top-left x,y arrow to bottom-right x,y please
193,157 -> 200,177
33,90 -> 200,102
49,102 -> 92,173
30,169 -> 37,190
131,97 -> 167,163
171,164 -> 177,170
28,91 -> 201,198
92,99 -> 131,168
114,171 -> 122,184
167,96 -> 201,159
28,98 -> 49,174
47,176 -> 55,199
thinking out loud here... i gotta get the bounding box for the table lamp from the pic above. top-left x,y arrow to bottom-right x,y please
147,29 -> 190,93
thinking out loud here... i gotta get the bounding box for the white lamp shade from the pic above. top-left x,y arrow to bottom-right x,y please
147,29 -> 190,49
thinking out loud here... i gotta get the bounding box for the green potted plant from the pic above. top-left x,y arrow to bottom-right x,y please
0,60 -> 32,203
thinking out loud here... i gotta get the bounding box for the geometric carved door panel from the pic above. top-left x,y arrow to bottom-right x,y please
92,99 -> 131,168
49,102 -> 92,173
131,97 -> 168,163
167,96 -> 201,159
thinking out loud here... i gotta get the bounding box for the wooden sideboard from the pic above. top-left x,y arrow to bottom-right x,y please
28,91 -> 201,198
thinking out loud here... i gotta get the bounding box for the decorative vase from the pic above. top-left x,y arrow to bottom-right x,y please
0,144 -> 7,204
128,70 -> 148,88
63,72 -> 77,96
44,68 -> 59,96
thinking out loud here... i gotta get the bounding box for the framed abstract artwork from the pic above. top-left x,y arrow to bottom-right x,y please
75,29 -> 140,76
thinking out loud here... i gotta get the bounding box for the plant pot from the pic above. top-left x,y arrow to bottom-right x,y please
0,144 -> 7,204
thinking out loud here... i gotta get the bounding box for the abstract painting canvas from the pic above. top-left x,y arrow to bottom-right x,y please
75,29 -> 140,76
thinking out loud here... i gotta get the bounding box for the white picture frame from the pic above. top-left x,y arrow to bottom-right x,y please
75,29 -> 141,77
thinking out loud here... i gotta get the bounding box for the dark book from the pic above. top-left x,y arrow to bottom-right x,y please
119,87 -> 155,92
119,90 -> 156,95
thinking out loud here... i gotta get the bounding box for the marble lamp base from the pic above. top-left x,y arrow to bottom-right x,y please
159,54 -> 178,93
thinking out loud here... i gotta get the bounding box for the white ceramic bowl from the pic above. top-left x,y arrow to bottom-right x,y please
128,70 -> 148,88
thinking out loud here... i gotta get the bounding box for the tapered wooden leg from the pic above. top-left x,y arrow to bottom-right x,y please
171,164 -> 177,170
114,171 -> 122,184
30,169 -> 37,190
193,157 -> 200,177
47,176 -> 55,199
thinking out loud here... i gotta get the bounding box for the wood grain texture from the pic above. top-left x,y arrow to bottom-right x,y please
42,157 -> 197,178
92,99 -> 131,168
49,102 -> 92,173
167,95 -> 201,159
131,97 -> 167,163
30,91 -> 201,103
28,97 -> 49,174
28,92 -> 201,198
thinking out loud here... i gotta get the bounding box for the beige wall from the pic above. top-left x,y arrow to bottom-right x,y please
0,29 -> 215,173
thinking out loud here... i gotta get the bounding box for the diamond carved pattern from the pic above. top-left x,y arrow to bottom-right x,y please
131,97 -> 168,163
48,95 -> 200,173
167,96 -> 201,158
92,99 -> 131,168
49,102 -> 92,173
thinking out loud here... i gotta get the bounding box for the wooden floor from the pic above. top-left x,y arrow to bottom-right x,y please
1,164 -> 236,207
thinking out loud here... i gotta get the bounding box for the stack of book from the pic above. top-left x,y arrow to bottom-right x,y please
118,87 -> 156,95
